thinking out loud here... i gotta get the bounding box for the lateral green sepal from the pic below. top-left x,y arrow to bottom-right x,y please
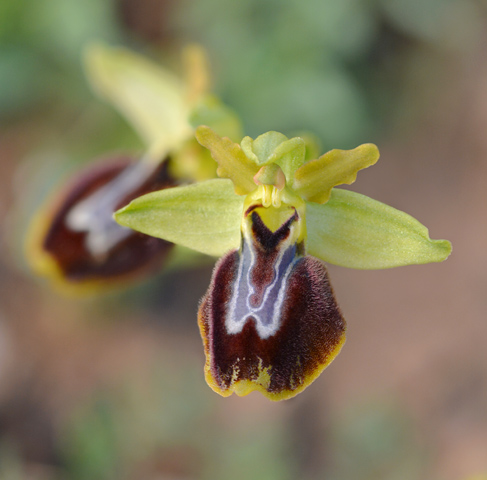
306,188 -> 452,269
114,179 -> 244,257
294,143 -> 379,204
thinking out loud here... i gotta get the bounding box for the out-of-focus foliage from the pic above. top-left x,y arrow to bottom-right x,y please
0,0 -> 121,120
327,402 -> 425,480
57,363 -> 423,480
60,360 -> 292,480
176,0 -> 377,146
174,0 -> 482,147
2,0 -> 482,144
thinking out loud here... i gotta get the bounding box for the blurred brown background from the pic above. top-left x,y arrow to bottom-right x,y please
1,0 -> 486,479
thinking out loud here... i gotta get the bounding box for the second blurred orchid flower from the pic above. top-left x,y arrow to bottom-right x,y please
26,44 -> 241,293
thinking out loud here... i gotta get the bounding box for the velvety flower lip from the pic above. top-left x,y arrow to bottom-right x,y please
198,202 -> 346,400
26,156 -> 175,293
116,126 -> 451,400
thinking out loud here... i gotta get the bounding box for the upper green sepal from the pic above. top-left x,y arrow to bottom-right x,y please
306,188 -> 452,269
114,179 -> 244,257
241,132 -> 305,185
84,43 -> 191,157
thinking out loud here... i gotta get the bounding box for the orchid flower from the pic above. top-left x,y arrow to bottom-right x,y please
115,126 -> 451,400
26,44 -> 241,293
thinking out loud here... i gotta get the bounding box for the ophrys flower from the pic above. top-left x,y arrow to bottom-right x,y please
115,127 -> 451,400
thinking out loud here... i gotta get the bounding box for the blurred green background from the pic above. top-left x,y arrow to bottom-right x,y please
1,0 -> 487,479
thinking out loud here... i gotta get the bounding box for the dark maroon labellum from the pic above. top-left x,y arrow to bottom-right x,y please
32,156 -> 175,288
198,208 -> 346,400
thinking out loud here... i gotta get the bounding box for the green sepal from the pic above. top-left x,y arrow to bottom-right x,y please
84,43 -> 191,156
114,179 -> 244,257
306,188 -> 452,269
241,132 -> 306,186
195,126 -> 259,195
294,143 -> 379,204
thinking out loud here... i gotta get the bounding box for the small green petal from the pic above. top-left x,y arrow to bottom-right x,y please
114,179 -> 244,257
195,126 -> 259,195
294,143 -> 380,204
306,188 -> 452,269
84,43 -> 191,156
241,133 -> 306,185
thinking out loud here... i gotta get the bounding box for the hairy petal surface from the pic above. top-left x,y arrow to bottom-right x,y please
306,188 -> 452,269
115,179 -> 244,257
294,143 -> 379,204
198,209 -> 346,400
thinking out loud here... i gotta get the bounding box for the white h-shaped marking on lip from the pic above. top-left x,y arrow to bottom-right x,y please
65,160 -> 155,258
225,224 -> 299,340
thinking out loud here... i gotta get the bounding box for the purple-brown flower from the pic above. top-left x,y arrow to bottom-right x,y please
115,126 -> 451,400
27,155 -> 175,292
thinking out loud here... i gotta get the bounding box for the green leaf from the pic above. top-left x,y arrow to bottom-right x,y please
294,143 -> 379,204
195,126 -> 259,195
114,179 -> 243,257
84,43 -> 191,156
306,188 -> 452,269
